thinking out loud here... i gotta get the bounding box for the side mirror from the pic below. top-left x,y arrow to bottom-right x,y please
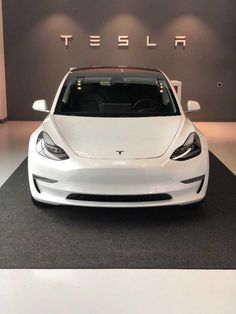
33,100 -> 49,113
185,100 -> 201,113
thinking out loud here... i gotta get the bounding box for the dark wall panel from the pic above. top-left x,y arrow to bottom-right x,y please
3,0 -> 236,121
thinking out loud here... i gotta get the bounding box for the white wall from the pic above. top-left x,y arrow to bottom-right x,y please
0,0 -> 7,121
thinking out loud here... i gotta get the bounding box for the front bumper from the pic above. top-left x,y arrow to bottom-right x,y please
28,142 -> 209,207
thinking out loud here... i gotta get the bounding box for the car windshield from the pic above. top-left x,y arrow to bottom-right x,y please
55,76 -> 180,117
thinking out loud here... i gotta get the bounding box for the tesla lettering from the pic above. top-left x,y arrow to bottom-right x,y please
146,36 -> 157,47
60,35 -> 73,47
118,35 -> 129,47
175,36 -> 187,47
60,34 -> 187,49
89,35 -> 101,47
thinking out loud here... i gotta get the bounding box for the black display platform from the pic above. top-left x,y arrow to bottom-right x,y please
0,153 -> 235,269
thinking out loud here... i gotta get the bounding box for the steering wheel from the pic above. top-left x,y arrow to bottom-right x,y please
132,98 -> 157,112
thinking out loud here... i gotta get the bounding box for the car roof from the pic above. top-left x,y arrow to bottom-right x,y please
68,66 -> 165,79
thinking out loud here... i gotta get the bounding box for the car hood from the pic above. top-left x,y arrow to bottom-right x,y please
53,115 -> 182,159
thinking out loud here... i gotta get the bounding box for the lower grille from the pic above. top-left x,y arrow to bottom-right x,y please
66,193 -> 172,202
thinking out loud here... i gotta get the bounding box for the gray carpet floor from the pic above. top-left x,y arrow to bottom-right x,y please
0,153 -> 235,268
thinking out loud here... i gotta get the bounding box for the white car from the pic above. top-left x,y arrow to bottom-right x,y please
28,66 -> 209,207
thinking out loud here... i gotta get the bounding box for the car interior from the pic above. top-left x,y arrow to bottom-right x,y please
57,79 -> 177,116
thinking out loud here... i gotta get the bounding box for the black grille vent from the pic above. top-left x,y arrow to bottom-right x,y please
66,193 -> 172,202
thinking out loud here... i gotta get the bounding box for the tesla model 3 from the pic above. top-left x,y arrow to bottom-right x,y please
28,66 -> 209,207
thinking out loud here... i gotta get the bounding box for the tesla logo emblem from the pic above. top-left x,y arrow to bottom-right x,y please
116,150 -> 124,156
60,34 -> 187,49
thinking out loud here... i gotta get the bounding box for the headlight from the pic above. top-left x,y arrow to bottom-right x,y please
36,131 -> 69,160
171,132 -> 201,161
